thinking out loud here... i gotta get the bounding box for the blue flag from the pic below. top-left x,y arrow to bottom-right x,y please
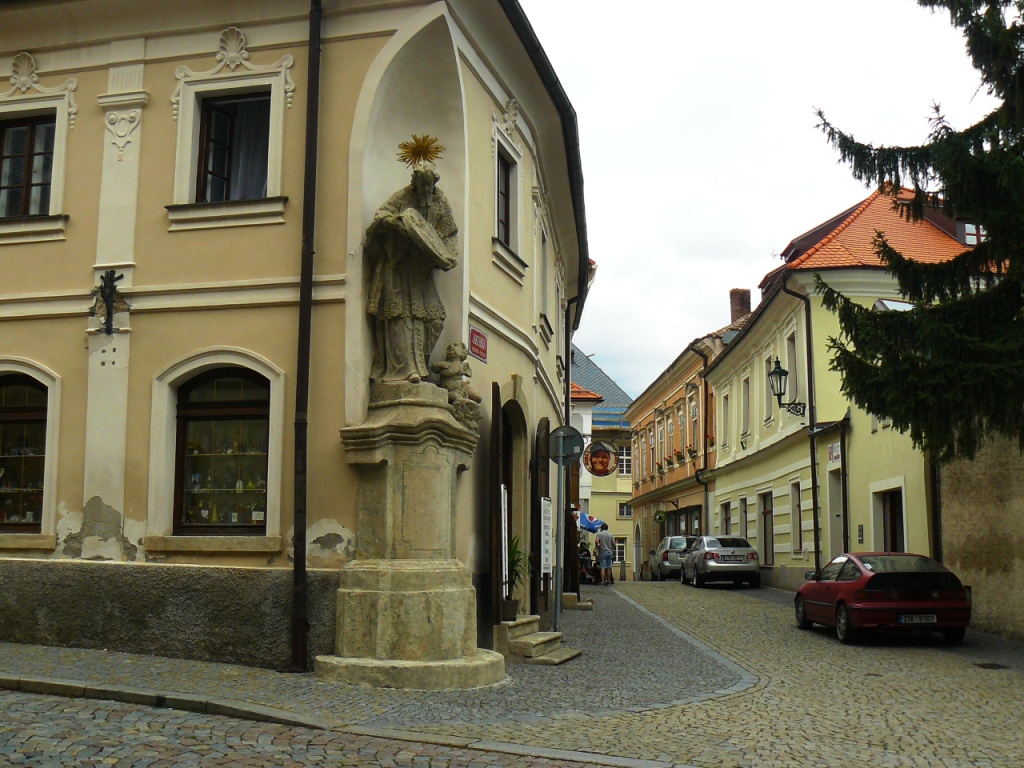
576,512 -> 605,533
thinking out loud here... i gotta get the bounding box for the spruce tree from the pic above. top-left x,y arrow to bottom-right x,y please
814,0 -> 1024,462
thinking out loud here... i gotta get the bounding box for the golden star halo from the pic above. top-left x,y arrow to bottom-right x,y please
397,134 -> 446,166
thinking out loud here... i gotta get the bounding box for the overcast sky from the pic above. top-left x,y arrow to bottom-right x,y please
516,0 -> 999,398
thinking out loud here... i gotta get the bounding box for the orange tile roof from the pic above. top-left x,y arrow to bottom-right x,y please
787,189 -> 964,271
570,382 -> 603,401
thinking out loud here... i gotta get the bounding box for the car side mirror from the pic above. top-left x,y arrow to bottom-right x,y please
648,550 -> 656,556
804,570 -> 818,581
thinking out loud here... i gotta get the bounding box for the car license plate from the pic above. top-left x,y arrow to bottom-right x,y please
723,555 -> 744,562
898,614 -> 937,624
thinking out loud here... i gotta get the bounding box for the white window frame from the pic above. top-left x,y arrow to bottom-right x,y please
613,535 -> 627,563
721,393 -> 730,448
786,333 -> 800,408
618,502 -> 632,518
169,28 -> 294,231
791,480 -> 803,554
491,121 -> 524,279
741,376 -> 751,436
144,347 -> 285,552
618,444 -> 632,475
764,355 -> 774,422
0,60 -> 75,245
0,358 -> 61,549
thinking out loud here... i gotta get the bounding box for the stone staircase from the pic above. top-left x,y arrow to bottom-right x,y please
495,615 -> 583,666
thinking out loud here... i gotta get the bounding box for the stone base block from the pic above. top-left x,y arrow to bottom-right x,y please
336,559 -> 476,661
314,649 -> 505,689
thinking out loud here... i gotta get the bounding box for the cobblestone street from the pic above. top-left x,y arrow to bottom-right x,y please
2,582 -> 1023,767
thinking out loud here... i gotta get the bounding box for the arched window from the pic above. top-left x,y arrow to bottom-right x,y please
173,368 -> 270,535
0,374 -> 47,533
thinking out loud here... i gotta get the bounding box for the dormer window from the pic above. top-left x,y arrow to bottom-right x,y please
963,223 -> 986,246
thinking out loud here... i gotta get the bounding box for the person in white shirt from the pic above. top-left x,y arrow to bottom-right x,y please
595,523 -> 615,586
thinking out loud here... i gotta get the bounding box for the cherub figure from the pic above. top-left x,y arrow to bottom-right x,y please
431,341 -> 482,428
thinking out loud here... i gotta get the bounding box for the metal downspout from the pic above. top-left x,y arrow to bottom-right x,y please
291,0 -> 322,673
840,411 -> 850,554
782,279 -> 821,573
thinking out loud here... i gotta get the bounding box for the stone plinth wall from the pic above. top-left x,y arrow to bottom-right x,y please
0,559 -> 339,671
941,437 -> 1024,643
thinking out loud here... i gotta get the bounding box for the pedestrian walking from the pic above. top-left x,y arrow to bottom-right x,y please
595,523 -> 615,586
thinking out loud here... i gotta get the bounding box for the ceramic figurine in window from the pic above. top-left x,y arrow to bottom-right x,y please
365,138 -> 458,385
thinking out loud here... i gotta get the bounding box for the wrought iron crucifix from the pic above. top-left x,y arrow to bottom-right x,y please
99,269 -> 124,335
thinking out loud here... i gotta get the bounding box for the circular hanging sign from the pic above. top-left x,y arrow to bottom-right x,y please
582,440 -> 618,477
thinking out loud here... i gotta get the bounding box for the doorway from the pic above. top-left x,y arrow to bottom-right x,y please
882,488 -> 905,552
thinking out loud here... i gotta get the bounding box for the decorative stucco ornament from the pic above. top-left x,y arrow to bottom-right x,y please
10,52 -> 38,92
217,27 -> 250,71
1,52 -> 78,128
171,27 -> 295,119
500,98 -> 519,138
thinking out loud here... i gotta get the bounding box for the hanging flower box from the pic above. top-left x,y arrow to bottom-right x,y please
687,446 -> 698,458
665,455 -> 674,466
673,449 -> 685,460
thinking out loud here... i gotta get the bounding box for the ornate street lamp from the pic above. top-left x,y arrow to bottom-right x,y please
767,357 -> 806,417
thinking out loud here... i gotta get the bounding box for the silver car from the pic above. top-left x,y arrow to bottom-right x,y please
681,535 -> 761,588
648,535 -> 697,581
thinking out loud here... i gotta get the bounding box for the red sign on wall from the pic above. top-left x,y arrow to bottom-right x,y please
469,327 -> 487,362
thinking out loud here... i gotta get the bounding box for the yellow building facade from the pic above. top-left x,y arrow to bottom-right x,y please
706,191 -> 964,590
0,0 -> 588,668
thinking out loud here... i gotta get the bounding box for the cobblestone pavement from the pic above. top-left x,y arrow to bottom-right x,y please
0,691 -> 617,767
0,587 -> 740,728
2,582 -> 1024,767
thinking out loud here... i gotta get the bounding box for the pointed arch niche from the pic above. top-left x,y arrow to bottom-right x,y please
345,8 -> 468,424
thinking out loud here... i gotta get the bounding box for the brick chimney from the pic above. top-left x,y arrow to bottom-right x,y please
730,288 -> 751,323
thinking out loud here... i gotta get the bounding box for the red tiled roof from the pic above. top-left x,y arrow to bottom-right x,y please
787,189 -> 964,271
570,382 -> 603,401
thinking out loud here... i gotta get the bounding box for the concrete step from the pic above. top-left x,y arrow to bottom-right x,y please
509,631 -> 562,658
503,614 -> 541,640
524,646 -> 583,666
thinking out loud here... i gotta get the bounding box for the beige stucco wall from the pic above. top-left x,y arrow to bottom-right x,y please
0,2 -> 576,618
941,436 -> 1024,642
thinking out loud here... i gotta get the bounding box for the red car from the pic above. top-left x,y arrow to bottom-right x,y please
795,552 -> 971,645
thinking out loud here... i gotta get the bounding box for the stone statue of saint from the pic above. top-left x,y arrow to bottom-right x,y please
365,160 -> 458,383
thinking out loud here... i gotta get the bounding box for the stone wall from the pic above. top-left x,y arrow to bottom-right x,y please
941,437 -> 1024,642
0,560 -> 339,671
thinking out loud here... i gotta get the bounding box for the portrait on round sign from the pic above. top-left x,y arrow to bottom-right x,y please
582,441 -> 618,478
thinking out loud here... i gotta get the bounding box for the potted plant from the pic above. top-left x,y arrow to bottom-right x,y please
501,535 -> 530,622
673,447 -> 684,460
686,443 -> 698,458
707,435 -> 716,448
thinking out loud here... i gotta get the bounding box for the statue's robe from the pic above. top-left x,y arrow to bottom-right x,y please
365,184 -> 458,382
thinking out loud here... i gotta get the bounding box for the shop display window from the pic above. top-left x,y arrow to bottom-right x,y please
0,374 -> 47,532
173,368 -> 270,535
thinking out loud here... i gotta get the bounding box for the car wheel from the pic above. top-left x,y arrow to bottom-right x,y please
679,567 -> 687,585
795,596 -> 812,629
942,627 -> 966,645
749,573 -> 761,589
693,570 -> 704,588
835,604 -> 859,644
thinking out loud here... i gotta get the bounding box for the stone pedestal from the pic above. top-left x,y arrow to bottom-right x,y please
315,382 -> 504,689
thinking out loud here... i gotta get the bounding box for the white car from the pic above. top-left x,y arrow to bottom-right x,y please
648,535 -> 697,581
